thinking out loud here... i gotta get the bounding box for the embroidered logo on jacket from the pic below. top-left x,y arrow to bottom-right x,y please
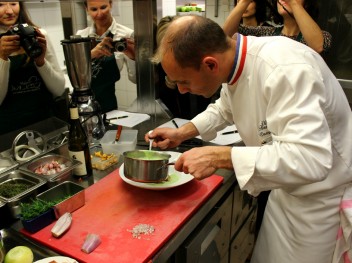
258,120 -> 272,145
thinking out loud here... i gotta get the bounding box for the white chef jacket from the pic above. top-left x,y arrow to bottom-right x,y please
76,18 -> 136,84
192,34 -> 352,263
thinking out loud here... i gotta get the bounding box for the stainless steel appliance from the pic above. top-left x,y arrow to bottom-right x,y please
61,36 -> 105,143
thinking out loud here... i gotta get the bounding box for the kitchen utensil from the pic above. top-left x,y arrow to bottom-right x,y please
148,130 -> 154,150
123,150 -> 171,182
156,162 -> 175,171
119,162 -> 193,190
115,125 -> 123,143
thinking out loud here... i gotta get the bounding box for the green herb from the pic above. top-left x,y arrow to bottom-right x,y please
20,194 -> 73,221
20,199 -> 56,221
0,181 -> 33,198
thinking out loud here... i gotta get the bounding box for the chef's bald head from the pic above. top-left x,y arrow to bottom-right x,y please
152,15 -> 230,70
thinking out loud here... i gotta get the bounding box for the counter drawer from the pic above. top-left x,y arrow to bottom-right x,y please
174,190 -> 233,263
231,184 -> 256,238
229,207 -> 257,263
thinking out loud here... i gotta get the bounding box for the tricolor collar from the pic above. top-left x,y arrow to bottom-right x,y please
227,34 -> 247,85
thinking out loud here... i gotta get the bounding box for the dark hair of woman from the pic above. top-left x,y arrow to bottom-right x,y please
253,0 -> 268,25
17,2 -> 37,27
270,0 -> 319,24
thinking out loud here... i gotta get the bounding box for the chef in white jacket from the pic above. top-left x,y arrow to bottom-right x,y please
148,15 -> 352,263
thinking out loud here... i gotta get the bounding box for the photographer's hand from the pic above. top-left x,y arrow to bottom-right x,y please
34,28 -> 46,67
0,35 -> 20,60
123,38 -> 135,60
91,36 -> 113,59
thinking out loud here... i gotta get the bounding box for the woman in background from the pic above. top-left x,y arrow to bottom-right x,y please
77,0 -> 136,113
0,2 -> 65,135
240,0 -> 270,26
223,0 -> 332,54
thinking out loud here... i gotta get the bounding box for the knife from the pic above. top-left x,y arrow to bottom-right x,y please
115,125 -> 123,142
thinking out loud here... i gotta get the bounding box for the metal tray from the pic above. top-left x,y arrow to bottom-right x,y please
20,154 -> 81,182
37,181 -> 85,219
0,170 -> 46,203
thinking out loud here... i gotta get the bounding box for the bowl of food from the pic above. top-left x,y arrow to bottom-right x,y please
123,150 -> 171,183
20,154 -> 81,185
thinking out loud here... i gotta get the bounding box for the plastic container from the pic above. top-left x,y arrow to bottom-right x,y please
21,208 -> 55,233
100,129 -> 138,155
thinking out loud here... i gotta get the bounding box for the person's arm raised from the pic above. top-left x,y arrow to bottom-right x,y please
288,0 -> 325,53
223,0 -> 253,37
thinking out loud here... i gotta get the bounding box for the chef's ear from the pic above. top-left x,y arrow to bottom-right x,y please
203,57 -> 218,72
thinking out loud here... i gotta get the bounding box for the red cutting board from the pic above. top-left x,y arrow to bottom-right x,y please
22,169 -> 224,263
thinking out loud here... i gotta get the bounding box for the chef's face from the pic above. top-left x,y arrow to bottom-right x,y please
86,0 -> 112,28
161,51 -> 220,98
0,2 -> 19,27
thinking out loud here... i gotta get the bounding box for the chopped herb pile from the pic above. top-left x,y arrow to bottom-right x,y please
20,195 -> 74,221
0,181 -> 32,198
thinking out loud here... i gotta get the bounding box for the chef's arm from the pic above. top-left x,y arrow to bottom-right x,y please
178,122 -> 200,141
289,0 -> 325,53
223,0 -> 252,37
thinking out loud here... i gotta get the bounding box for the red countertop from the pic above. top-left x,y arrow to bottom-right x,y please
22,168 -> 224,262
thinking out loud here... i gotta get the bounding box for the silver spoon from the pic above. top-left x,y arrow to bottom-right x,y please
148,130 -> 154,151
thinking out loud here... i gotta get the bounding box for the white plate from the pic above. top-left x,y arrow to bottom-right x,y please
34,256 -> 78,263
119,151 -> 194,190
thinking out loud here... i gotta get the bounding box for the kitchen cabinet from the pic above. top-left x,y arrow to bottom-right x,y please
172,183 -> 257,263
174,189 -> 233,263
229,183 -> 257,263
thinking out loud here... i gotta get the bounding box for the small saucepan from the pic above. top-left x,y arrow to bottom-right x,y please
123,150 -> 172,183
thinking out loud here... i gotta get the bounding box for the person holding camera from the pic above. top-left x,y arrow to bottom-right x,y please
0,2 -> 65,135
76,0 -> 136,113
223,0 -> 332,55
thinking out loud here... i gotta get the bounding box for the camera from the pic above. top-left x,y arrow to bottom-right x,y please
0,23 -> 42,59
111,38 -> 127,52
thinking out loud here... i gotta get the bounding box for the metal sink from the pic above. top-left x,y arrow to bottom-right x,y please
1,228 -> 61,260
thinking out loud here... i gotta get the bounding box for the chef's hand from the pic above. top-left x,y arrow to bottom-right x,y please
175,146 -> 233,180
34,28 -> 47,67
145,127 -> 184,149
91,36 -> 113,59
0,34 -> 20,60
